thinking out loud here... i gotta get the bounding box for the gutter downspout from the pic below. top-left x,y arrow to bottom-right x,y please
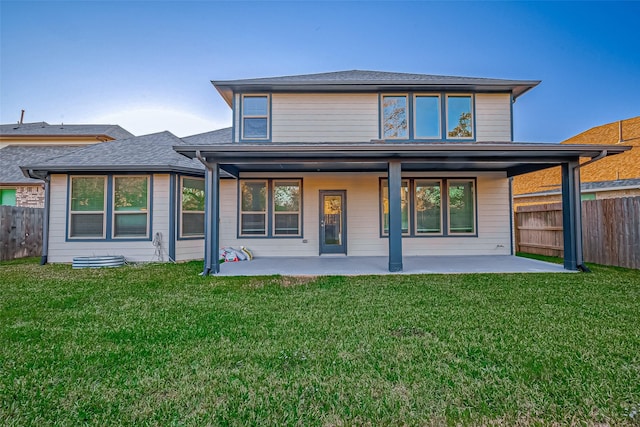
569,150 -> 607,273
40,174 -> 51,265
196,150 -> 220,276
195,151 -> 212,276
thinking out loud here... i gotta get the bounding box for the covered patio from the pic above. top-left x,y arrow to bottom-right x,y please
215,255 -> 567,276
175,142 -> 629,275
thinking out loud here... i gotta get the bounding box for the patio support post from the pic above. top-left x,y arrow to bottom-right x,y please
561,159 -> 582,270
388,160 -> 403,272
202,162 -> 220,275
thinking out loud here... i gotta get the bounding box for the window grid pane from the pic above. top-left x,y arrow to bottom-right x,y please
241,181 -> 268,235
273,180 -> 300,235
182,212 -> 205,236
415,180 -> 442,234
70,213 -> 104,237
71,177 -> 105,211
381,179 -> 409,234
448,181 -> 475,233
114,177 -> 148,211
113,176 -> 148,238
447,96 -> 473,138
382,96 -> 408,139
241,213 -> 267,235
415,96 -> 440,138
182,178 -> 205,212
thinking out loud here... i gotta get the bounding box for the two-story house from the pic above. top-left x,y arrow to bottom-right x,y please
23,70 -> 629,272
175,70 -> 629,273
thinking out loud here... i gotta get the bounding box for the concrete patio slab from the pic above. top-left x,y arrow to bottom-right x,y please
215,255 -> 568,276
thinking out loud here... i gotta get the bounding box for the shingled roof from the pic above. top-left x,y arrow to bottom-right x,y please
213,70 -> 540,106
0,145 -> 82,184
21,131 -> 204,179
0,122 -> 133,140
513,116 -> 640,197
181,127 -> 232,145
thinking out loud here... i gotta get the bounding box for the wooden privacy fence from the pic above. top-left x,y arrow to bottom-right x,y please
515,197 -> 640,269
0,206 -> 43,261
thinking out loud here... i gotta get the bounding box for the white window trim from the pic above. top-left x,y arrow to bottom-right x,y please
180,176 -> 205,238
112,175 -> 150,239
68,176 -> 107,239
413,94 -> 442,140
445,94 -> 474,140
241,94 -> 270,140
272,179 -> 302,237
381,94 -> 410,140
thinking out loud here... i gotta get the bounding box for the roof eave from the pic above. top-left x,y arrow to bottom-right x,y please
211,80 -> 542,105
20,165 -> 205,178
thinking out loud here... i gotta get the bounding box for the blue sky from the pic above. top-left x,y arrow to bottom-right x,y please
1,1 -> 638,141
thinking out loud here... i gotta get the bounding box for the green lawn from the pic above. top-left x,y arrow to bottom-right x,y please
1,258 -> 639,426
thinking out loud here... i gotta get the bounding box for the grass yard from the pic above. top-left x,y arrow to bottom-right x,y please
1,258 -> 639,426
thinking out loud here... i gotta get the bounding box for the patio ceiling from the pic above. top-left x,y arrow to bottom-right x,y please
174,142 -> 630,177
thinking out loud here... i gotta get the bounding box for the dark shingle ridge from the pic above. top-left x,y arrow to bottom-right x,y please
0,122 -> 134,139
213,69 -> 538,86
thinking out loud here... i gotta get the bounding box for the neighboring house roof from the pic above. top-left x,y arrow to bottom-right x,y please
515,178 -> 640,197
181,127 -> 232,145
0,121 -> 134,140
21,131 -> 204,179
0,145 -> 83,185
212,69 -> 540,106
513,116 -> 640,197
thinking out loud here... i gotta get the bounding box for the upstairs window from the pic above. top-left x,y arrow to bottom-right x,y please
382,95 -> 408,139
380,93 -> 474,141
414,95 -> 441,139
446,95 -> 473,139
242,95 -> 269,140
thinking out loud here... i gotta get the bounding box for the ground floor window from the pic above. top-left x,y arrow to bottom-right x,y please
69,176 -> 107,238
239,179 -> 301,237
380,178 -> 476,236
180,177 -> 205,237
68,175 -> 151,240
113,176 -> 149,238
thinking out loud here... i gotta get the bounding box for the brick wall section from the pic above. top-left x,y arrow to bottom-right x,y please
513,116 -> 640,196
16,185 -> 45,208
